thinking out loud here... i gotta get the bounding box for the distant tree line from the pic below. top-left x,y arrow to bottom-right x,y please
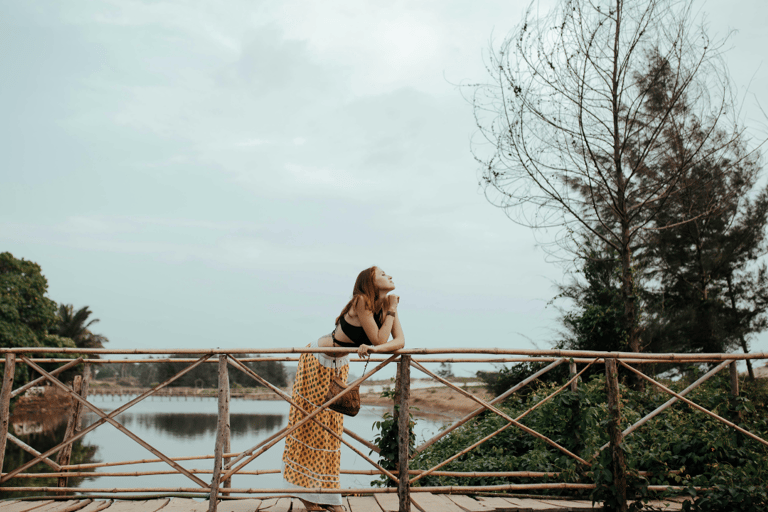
95,355 -> 288,389
1,251 -> 286,388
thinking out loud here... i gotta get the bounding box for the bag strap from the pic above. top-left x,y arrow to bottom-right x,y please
333,351 -> 370,379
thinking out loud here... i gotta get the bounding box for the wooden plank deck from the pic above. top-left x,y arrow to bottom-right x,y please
0,494 -> 686,512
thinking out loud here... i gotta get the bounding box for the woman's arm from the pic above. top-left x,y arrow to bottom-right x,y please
358,305 -> 405,358
356,295 -> 398,346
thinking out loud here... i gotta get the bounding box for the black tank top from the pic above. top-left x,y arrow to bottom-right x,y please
334,314 -> 383,347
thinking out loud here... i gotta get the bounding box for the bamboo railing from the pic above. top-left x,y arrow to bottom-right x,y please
1,347 -> 767,512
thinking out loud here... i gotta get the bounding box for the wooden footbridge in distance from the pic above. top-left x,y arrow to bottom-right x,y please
1,346 -> 763,512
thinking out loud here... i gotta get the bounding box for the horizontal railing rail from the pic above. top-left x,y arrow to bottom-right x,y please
1,347 -> 766,512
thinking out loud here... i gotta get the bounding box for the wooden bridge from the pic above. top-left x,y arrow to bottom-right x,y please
0,494 -> 686,511
1,347 -> 764,512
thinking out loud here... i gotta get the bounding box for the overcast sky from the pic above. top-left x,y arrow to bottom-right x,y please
2,0 -> 767,375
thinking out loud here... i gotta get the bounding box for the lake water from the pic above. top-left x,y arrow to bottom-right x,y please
78,395 -> 450,492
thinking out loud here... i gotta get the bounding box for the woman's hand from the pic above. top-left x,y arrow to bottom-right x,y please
358,344 -> 375,358
387,294 -> 400,313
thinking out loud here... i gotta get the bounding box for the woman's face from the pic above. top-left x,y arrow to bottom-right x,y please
373,267 -> 395,293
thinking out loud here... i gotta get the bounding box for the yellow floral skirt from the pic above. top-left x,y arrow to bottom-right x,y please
282,337 -> 348,506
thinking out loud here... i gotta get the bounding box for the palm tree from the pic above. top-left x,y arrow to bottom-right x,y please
55,305 -> 109,350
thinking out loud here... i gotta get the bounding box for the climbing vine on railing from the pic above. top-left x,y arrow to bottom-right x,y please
371,386 -> 416,487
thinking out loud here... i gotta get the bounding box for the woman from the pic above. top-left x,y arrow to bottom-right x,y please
281,266 -> 405,512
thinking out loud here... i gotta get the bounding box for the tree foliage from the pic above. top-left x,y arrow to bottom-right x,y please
474,0 -> 755,354
97,355 -> 288,389
559,245 -> 628,353
0,252 -> 74,351
548,50 -> 768,369
477,361 -> 568,399
54,304 -> 109,351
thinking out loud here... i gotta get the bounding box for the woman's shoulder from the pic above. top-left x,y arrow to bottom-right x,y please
347,295 -> 364,316
351,294 -> 369,310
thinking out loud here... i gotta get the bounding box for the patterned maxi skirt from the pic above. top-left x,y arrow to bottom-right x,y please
282,337 -> 349,506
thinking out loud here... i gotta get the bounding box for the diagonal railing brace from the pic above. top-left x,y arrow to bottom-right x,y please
1,355 -> 212,487
410,359 -> 589,467
619,361 -> 768,448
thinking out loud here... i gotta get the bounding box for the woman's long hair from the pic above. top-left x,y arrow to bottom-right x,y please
335,266 -> 386,325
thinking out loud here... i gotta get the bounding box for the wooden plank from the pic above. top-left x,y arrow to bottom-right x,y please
538,500 -> 599,511
568,501 -> 600,511
503,498 -> 567,511
73,501 -> 112,512
160,499 -> 209,512
100,501 -> 151,512
257,499 -> 278,510
216,499 -> 263,512
475,497 -> 519,512
633,501 -> 682,511
446,495 -> 493,512
31,502 -> 77,512
374,493 -> 400,512
0,502 -> 55,512
137,500 -> 170,512
348,496 -> 382,512
411,493 -> 465,512
260,498 -> 292,512
58,499 -> 95,512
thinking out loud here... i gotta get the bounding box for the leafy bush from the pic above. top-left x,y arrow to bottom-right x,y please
409,371 -> 768,510
371,410 -> 416,487
476,361 -> 569,399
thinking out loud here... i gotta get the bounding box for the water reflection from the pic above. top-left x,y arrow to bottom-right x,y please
3,385 -> 100,498
10,386 -> 73,436
4,395 -> 449,495
1,422 -> 99,499
110,411 -> 284,438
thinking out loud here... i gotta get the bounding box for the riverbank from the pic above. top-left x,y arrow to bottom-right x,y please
85,379 -> 493,419
361,383 -> 491,419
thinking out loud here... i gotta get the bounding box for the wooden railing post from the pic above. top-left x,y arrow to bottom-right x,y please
605,358 -> 627,512
57,375 -> 82,494
80,363 -> 91,427
569,361 -> 578,392
208,355 -> 230,512
56,362 -> 91,493
223,368 -> 232,495
729,362 -> 739,397
730,362 -> 741,422
0,353 -> 16,474
395,355 -> 411,512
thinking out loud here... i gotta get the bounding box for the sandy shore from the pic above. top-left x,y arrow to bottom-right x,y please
361,384 -> 492,420
84,380 -> 494,420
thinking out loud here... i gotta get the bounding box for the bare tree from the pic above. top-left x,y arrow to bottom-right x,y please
473,0 -> 757,353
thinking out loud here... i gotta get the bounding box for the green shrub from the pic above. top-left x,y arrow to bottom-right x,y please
409,371 -> 768,510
